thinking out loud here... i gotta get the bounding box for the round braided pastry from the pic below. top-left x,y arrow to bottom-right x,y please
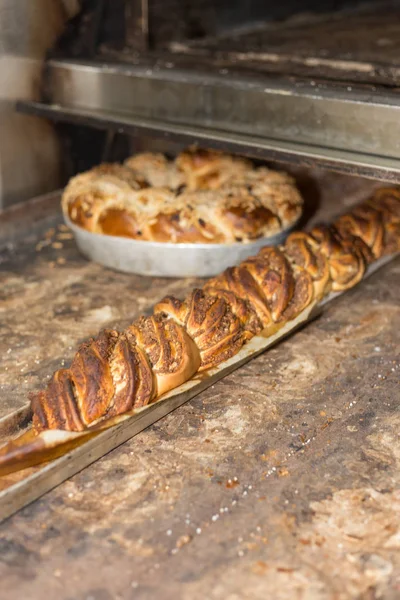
62,149 -> 303,244
31,188 -> 400,432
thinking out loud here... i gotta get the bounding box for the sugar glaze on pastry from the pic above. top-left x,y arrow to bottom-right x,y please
62,148 -> 303,244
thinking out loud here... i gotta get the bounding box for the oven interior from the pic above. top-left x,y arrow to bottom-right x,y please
1,0 -> 400,524
8,0 -> 400,202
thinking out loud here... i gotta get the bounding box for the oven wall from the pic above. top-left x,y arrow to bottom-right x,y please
147,0 -> 377,48
0,0 -> 78,210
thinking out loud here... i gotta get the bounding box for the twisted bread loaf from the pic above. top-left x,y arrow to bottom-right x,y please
62,149 -> 303,243
31,188 -> 400,432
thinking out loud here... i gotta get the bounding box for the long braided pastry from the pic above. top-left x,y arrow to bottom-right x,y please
31,188 -> 400,432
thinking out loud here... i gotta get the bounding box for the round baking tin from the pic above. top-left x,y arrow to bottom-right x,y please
64,214 -> 299,278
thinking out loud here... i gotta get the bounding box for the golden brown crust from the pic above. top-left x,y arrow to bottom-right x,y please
107,333 -> 154,416
243,247 -> 295,322
175,188 -> 284,242
204,266 -> 272,329
97,208 -> 141,238
63,151 -> 303,243
383,221 -> 400,255
366,188 -> 400,255
225,168 -> 303,228
185,290 -> 246,370
128,315 -> 201,396
124,152 -> 185,189
309,225 -> 368,292
335,208 -> 384,261
61,164 -> 146,234
284,231 -> 331,300
31,370 -> 84,432
69,330 -> 117,427
32,187 -> 400,432
142,204 -> 226,244
369,187 -> 400,222
154,289 -> 247,371
175,148 -> 252,190
202,287 -> 262,339
278,268 -> 314,322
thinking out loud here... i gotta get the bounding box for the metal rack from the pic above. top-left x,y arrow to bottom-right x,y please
17,54 -> 400,182
15,2 -> 400,183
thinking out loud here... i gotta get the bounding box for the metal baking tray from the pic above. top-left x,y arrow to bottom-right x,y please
64,214 -> 298,277
0,252 -> 397,522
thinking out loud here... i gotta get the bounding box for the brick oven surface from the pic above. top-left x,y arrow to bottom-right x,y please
0,168 -> 399,599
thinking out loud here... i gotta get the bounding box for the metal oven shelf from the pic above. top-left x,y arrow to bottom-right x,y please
17,57 -> 400,182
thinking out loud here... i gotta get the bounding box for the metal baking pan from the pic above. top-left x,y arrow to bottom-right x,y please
64,214 -> 298,277
0,251 -> 397,522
